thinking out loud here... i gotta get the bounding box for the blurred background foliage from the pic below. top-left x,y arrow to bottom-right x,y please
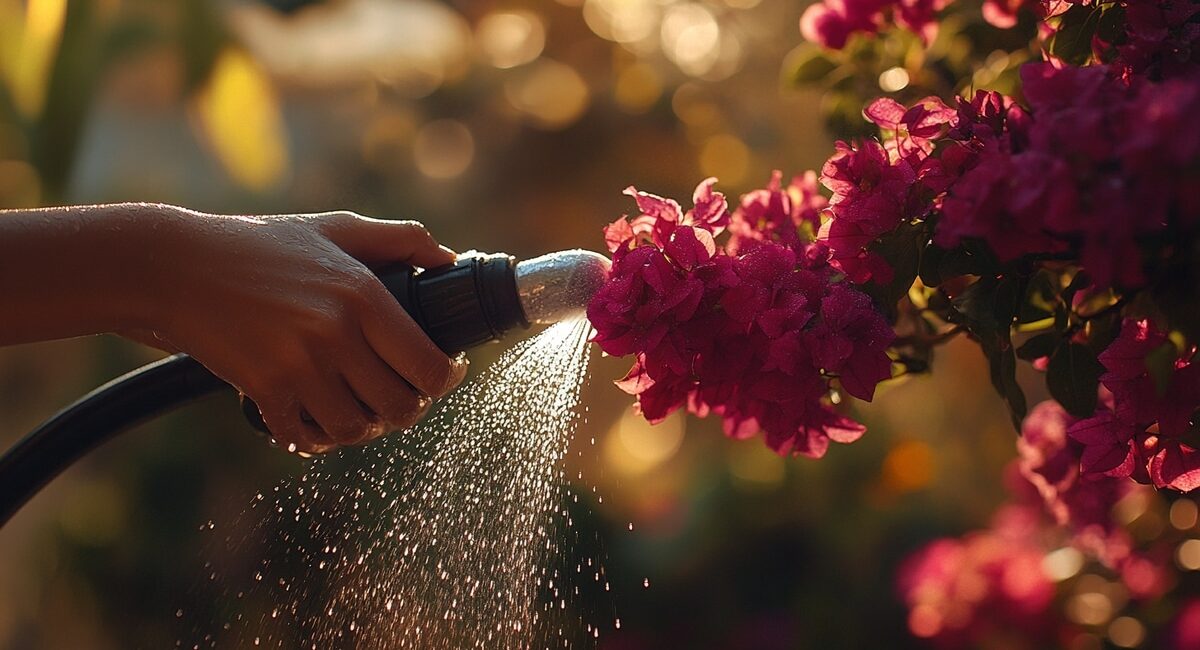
0,0 -> 1182,648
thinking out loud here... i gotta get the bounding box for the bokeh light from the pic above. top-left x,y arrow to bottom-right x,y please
613,61 -> 663,113
504,59 -> 590,130
1042,547 -> 1085,582
412,118 -> 474,179
1177,538 -> 1200,570
1171,498 -> 1198,530
476,11 -> 545,69
1108,616 -> 1146,648
231,0 -> 470,94
878,66 -> 910,92
582,0 -> 660,46
660,3 -> 721,77
603,409 -> 685,476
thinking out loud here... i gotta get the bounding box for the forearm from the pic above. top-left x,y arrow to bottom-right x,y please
0,202 -> 178,345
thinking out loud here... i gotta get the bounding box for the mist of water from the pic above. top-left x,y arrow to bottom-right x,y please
180,318 -> 617,649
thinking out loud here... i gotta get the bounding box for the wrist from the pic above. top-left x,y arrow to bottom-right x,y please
87,202 -> 192,333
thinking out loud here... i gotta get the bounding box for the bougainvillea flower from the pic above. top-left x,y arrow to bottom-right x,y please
1066,319 -> 1200,492
896,506 -> 1056,646
1018,401 -> 1137,564
817,139 -> 919,282
864,96 -> 957,161
590,178 -> 895,459
727,171 -> 827,255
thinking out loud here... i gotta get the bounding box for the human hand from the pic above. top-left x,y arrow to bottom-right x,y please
133,207 -> 468,454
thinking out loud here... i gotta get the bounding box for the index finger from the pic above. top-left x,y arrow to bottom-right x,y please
321,214 -> 456,269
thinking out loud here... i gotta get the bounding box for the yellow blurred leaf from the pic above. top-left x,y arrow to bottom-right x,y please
0,2 -> 22,84
191,48 -> 289,190
5,0 -> 67,118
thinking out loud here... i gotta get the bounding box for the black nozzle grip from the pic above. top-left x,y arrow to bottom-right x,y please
241,253 -> 528,434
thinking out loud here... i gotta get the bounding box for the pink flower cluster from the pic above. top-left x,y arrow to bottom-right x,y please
1069,319 -> 1200,491
817,96 -> 958,283
725,171 -> 825,256
588,178 -> 895,457
898,414 -> 1174,647
1017,401 -> 1134,565
800,0 -> 949,49
801,0 -> 1200,71
896,505 -> 1056,645
1109,0 -> 1200,81
934,63 -> 1200,287
898,472 -> 1178,647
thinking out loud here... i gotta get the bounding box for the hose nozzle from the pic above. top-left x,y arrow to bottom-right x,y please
371,248 -> 608,353
515,249 -> 611,324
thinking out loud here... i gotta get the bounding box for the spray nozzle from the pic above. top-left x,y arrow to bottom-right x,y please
374,248 -> 608,351
514,249 -> 611,325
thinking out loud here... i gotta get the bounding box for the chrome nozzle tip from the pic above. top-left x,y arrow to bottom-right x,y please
515,249 -> 610,324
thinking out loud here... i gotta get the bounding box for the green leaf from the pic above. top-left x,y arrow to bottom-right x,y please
1145,341 -> 1178,397
1062,270 -> 1092,305
954,276 -> 1027,428
1017,332 -> 1060,360
981,332 -> 1027,429
952,277 -> 1002,333
1084,309 -> 1122,354
1047,342 -> 1104,417
919,244 -> 988,287
992,277 -> 1022,328
1096,4 -> 1127,46
863,221 -> 927,321
1018,270 -> 1057,324
1049,4 -> 1101,65
782,43 -> 839,85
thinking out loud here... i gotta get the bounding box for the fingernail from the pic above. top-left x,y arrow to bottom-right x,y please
449,352 -> 469,389
361,420 -> 389,443
439,244 -> 458,258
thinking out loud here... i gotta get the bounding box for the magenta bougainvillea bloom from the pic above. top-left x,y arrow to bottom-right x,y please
726,171 -> 826,256
815,96 -> 956,284
935,63 -> 1200,287
1068,319 -> 1200,491
896,505 -> 1056,645
862,96 -> 957,162
816,139 -> 916,283
799,0 -> 946,49
1113,0 -> 1200,80
588,178 -> 895,458
1017,400 -> 1135,565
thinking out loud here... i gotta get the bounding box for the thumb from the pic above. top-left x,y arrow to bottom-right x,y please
322,213 -> 456,269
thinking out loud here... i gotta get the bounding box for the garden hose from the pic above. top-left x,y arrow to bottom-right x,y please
0,250 -> 609,527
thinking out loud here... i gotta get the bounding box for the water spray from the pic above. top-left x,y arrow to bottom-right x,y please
0,249 -> 610,525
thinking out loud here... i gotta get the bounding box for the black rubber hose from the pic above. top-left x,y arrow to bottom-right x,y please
0,354 -> 226,526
